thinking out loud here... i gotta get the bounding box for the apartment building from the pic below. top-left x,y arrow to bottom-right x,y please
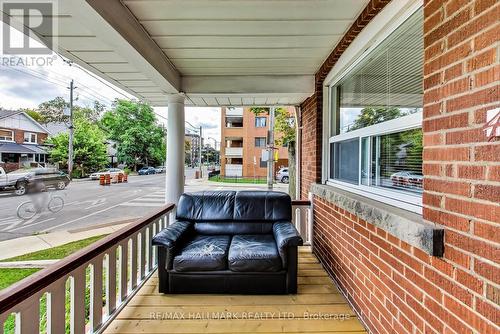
220,107 -> 293,178
184,132 -> 201,167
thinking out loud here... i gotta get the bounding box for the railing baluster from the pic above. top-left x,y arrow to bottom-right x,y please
47,277 -> 67,334
91,255 -> 103,331
167,211 -> 173,227
130,235 -> 138,290
70,266 -> 86,334
147,225 -> 154,272
140,228 -> 147,279
0,204 -> 175,334
302,208 -> 308,238
17,298 -> 40,333
153,218 -> 160,265
106,247 -> 117,315
0,313 -> 7,332
119,242 -> 128,303
307,194 -> 314,247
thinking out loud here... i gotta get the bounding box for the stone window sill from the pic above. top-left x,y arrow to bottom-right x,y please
311,183 -> 444,257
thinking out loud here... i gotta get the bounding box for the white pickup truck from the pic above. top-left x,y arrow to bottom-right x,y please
0,167 -> 31,195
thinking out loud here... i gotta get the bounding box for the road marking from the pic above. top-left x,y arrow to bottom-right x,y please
0,218 -> 19,227
84,198 -> 107,210
40,190 -> 155,232
0,216 -> 38,232
118,202 -> 163,207
131,198 -> 164,202
9,217 -> 56,232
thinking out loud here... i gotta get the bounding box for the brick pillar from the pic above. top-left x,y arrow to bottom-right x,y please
422,0 -> 499,331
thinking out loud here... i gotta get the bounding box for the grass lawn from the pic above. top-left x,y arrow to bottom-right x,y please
2,234 -> 108,262
209,176 -> 267,184
0,268 -> 41,290
1,235 -> 110,333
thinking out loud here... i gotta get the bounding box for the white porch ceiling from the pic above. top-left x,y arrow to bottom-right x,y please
2,0 -> 370,107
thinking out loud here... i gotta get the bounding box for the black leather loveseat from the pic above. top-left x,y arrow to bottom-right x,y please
152,191 -> 303,294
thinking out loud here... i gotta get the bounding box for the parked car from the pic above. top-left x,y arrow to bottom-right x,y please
0,167 -> 33,196
390,171 -> 423,188
89,168 -> 124,180
138,167 -> 156,175
208,169 -> 220,178
276,167 -> 289,183
155,166 -> 166,173
25,168 -> 71,192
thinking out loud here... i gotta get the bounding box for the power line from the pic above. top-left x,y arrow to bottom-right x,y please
1,64 -> 114,105
72,62 -> 131,99
18,63 -> 116,105
56,53 -> 131,100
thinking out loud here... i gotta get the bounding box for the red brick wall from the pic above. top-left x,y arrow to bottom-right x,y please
300,0 -> 500,333
3,128 -> 48,145
313,197 -> 498,333
300,92 -> 321,199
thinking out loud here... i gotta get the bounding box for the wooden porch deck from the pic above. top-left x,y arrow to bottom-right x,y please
103,247 -> 366,333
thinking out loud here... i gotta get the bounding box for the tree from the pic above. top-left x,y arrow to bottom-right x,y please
185,139 -> 192,165
274,107 -> 297,199
250,107 -> 298,199
32,97 -> 105,124
348,107 -> 405,132
47,111 -> 108,177
37,97 -> 69,124
22,108 -> 43,122
101,100 -> 166,171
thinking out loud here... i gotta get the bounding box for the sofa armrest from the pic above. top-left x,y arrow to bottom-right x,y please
152,220 -> 192,249
273,222 -> 303,268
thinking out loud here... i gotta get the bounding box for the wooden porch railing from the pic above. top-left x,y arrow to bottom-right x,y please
0,204 -> 175,334
0,199 -> 312,333
291,199 -> 313,246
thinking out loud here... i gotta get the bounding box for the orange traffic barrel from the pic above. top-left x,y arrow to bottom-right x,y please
123,173 -> 128,182
118,173 -> 123,183
99,175 -> 105,186
105,174 -> 111,185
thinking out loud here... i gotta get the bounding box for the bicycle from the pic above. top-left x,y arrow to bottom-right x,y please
17,191 -> 65,220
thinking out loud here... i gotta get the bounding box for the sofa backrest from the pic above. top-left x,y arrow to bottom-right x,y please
176,190 -> 292,235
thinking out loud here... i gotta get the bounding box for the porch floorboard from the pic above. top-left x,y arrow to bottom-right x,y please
103,247 -> 366,333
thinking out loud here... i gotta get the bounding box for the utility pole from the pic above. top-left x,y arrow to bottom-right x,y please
68,80 -> 75,178
267,107 -> 275,190
199,126 -> 203,178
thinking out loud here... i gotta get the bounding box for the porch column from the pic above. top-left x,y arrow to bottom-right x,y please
165,94 -> 185,205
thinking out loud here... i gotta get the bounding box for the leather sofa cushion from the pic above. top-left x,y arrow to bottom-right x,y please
173,235 -> 231,272
194,222 -> 274,235
228,235 -> 282,272
176,191 -> 292,223
176,191 -> 236,221
234,191 -> 291,221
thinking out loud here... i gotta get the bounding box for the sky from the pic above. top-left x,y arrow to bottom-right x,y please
0,21 -> 221,147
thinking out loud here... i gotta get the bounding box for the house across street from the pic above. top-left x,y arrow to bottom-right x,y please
0,110 -> 52,172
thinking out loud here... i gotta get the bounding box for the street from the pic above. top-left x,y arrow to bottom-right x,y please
0,170 -> 286,241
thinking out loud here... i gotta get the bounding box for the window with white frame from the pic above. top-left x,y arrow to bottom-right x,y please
255,137 -> 266,147
24,132 -> 37,143
255,117 -> 267,127
0,129 -> 14,141
327,9 -> 423,206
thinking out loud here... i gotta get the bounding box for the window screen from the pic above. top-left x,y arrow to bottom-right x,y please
337,10 -> 423,134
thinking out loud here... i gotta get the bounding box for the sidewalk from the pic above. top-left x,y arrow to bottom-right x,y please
0,221 -> 131,261
187,177 -> 289,191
